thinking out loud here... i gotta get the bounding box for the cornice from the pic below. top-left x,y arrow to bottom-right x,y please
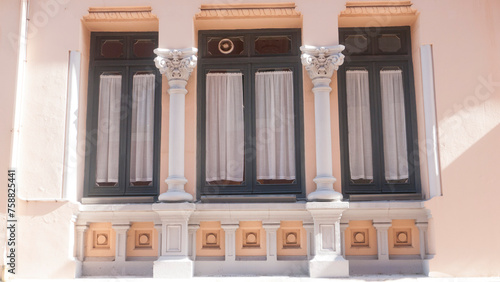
83,6 -> 158,22
195,3 -> 301,19
340,1 -> 416,17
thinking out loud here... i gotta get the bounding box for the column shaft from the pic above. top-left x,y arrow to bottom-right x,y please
300,45 -> 345,201
154,48 -> 197,202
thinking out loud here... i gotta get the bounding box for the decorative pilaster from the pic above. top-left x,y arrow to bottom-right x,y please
416,222 -> 428,260
154,224 -> 163,257
75,225 -> 87,262
113,224 -> 130,262
304,223 -> 314,259
373,222 -> 391,261
222,224 -> 238,262
188,224 -> 200,261
340,222 -> 348,258
263,224 -> 280,261
154,48 -> 198,202
300,45 -> 345,201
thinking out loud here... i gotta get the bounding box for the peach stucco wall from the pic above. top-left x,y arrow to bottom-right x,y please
1,0 -> 500,278
414,0 -> 500,276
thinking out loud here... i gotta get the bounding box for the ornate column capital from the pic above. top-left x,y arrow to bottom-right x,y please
154,47 -> 198,82
300,45 -> 345,80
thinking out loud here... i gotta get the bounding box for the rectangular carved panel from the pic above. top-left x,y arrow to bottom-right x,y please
85,222 -> 116,258
320,224 -> 335,251
166,225 -> 182,252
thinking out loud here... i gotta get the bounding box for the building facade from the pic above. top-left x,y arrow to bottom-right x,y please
1,0 -> 500,279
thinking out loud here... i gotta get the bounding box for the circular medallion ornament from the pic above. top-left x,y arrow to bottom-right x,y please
218,38 -> 234,54
397,232 -> 408,243
206,233 -> 217,244
139,234 -> 149,244
354,232 -> 365,243
97,234 -> 108,245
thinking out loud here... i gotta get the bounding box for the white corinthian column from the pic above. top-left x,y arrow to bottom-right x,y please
154,48 -> 197,202
301,45 -> 345,201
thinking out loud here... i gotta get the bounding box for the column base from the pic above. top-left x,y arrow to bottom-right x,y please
309,256 -> 349,278
307,189 -> 343,201
308,176 -> 343,201
153,257 -> 193,278
160,177 -> 193,202
158,190 -> 193,202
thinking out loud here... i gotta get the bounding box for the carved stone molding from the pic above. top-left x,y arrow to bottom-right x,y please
83,6 -> 158,22
340,1 -> 417,17
196,3 -> 301,19
154,48 -> 198,83
300,45 -> 345,81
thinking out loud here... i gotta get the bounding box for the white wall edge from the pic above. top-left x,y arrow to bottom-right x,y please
62,51 -> 81,201
420,44 -> 443,199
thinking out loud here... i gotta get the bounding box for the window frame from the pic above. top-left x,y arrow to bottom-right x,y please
338,26 -> 421,200
83,32 -> 162,198
196,29 -> 306,200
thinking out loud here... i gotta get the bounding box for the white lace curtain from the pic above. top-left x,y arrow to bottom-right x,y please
96,75 -> 122,183
130,74 -> 155,183
255,71 -> 296,180
346,69 -> 409,182
205,73 -> 245,182
346,70 -> 373,180
96,74 -> 155,184
380,70 -> 409,180
205,71 -> 296,182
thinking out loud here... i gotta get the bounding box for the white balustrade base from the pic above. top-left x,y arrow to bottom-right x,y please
76,201 -> 430,278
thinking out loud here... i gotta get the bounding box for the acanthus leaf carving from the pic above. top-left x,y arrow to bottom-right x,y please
300,45 -> 345,80
154,48 -> 198,82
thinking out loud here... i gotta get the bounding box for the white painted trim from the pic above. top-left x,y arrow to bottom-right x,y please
10,0 -> 28,172
62,51 -> 81,201
420,44 -> 443,199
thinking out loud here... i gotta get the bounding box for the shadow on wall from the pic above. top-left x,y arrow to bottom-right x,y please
430,123 -> 500,276
19,200 -> 78,217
